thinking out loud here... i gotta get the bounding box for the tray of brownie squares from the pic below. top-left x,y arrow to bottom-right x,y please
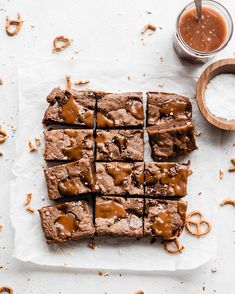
38,84 -> 197,245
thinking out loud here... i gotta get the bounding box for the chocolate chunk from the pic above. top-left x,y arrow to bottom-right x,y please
44,129 -> 94,161
96,130 -> 144,161
147,121 -> 197,161
44,159 -> 95,200
146,92 -> 192,126
95,196 -> 144,237
95,162 -> 144,195
96,92 -> 144,128
39,201 -> 95,244
43,87 -> 96,127
145,161 -> 191,197
144,199 -> 187,240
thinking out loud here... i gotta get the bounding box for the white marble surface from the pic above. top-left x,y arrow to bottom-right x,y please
1,0 -> 235,293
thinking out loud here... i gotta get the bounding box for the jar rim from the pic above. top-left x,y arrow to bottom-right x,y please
176,0 -> 234,57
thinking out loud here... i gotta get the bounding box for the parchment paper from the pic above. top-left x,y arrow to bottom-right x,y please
10,58 -> 221,271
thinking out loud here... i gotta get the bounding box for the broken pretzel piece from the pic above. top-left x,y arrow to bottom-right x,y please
219,169 -> 224,180
0,129 -> 7,144
0,286 -> 14,294
231,158 -> 235,165
228,166 -> 235,172
26,205 -> 35,213
53,36 -> 72,52
220,198 -> 235,207
35,138 -> 41,146
0,224 -> 3,232
23,193 -> 32,206
6,13 -> 23,36
141,23 -> 157,34
74,80 -> 90,86
66,75 -> 71,90
29,140 -> 37,152
163,238 -> 184,254
185,211 -> 211,237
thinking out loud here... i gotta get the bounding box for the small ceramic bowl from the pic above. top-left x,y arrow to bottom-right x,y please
196,58 -> 235,130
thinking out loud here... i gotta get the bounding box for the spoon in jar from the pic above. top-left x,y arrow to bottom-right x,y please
194,0 -> 202,21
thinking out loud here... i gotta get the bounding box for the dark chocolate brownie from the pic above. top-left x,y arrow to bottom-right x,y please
95,162 -> 144,195
147,92 -> 192,126
43,87 -> 96,127
44,158 -> 95,200
95,196 -> 144,237
39,201 -> 95,244
147,121 -> 197,161
96,129 -> 144,161
145,161 -> 191,197
96,92 -> 144,128
144,199 -> 187,240
44,129 -> 94,161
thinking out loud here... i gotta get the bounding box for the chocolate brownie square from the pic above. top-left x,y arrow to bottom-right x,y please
95,162 -> 144,195
147,92 -> 192,126
44,129 -> 94,161
95,196 -> 144,237
39,201 -> 95,244
145,161 -> 191,197
43,87 -> 96,127
144,199 -> 187,240
96,129 -> 144,161
96,92 -> 144,128
44,158 -> 95,200
147,121 -> 197,161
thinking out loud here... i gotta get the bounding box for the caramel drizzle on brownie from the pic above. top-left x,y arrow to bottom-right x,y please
125,99 -> 144,120
106,163 -> 132,186
151,210 -> 175,240
62,130 -> 93,160
61,93 -> 93,126
61,93 -> 79,124
58,161 -> 94,196
112,134 -> 128,152
96,112 -> 114,127
96,200 -> 126,218
96,132 -> 128,153
159,99 -> 189,119
146,163 -> 190,196
58,178 -> 81,196
55,212 -> 79,240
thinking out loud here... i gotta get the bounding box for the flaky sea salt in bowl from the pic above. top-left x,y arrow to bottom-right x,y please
196,59 -> 235,131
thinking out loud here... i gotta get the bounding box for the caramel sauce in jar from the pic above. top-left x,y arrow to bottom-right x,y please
179,7 -> 227,52
174,1 -> 233,63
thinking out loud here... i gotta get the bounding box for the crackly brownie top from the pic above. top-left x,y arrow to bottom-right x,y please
43,87 -> 96,126
39,201 -> 95,243
96,92 -> 144,127
44,159 -> 95,200
147,92 -> 192,126
95,197 -> 143,237
44,129 -> 94,161
96,129 -> 144,161
144,199 -> 187,240
145,161 -> 191,197
95,162 -> 144,195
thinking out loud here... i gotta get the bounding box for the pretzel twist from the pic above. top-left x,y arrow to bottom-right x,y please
0,286 -> 14,294
185,211 -> 211,237
163,238 -> 184,254
0,129 -> 7,143
53,36 -> 72,52
6,13 -> 23,36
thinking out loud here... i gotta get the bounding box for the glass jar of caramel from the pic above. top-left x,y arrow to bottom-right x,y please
173,0 -> 233,63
